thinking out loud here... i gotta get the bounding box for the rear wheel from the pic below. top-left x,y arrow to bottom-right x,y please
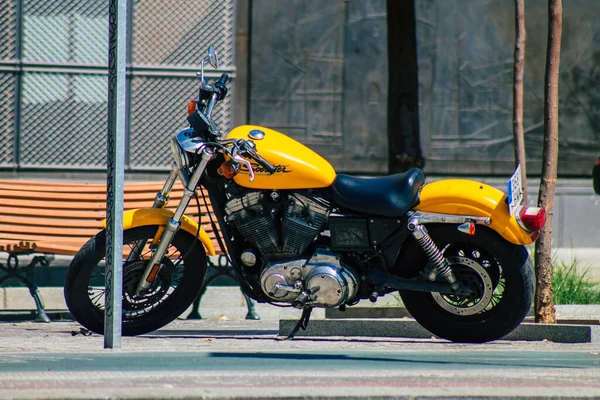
64,225 -> 206,336
397,224 -> 533,343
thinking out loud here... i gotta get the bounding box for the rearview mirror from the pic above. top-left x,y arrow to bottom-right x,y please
198,46 -> 219,84
207,45 -> 219,68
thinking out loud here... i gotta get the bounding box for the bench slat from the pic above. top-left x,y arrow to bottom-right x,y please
0,215 -> 104,228
0,198 -> 212,212
0,206 -> 107,219
0,189 -> 189,202
1,223 -> 104,237
0,181 -> 209,196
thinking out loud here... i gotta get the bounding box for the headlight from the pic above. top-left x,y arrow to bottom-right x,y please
170,138 -> 190,169
175,127 -> 206,153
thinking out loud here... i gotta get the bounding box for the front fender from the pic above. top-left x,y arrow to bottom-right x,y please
103,208 -> 216,256
413,179 -> 536,245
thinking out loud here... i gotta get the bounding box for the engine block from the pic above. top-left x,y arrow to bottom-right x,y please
260,249 -> 359,308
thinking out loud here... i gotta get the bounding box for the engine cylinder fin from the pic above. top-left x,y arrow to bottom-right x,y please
282,193 -> 329,255
225,191 -> 280,254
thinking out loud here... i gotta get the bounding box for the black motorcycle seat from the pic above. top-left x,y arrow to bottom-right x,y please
331,168 -> 425,217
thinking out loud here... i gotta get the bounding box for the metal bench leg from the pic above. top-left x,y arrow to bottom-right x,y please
187,255 -> 260,320
0,254 -> 51,322
242,291 -> 260,320
29,285 -> 51,323
186,288 -> 205,320
186,261 -> 221,320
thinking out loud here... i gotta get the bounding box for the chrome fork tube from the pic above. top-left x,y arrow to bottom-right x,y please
126,163 -> 181,263
153,163 -> 180,208
135,147 -> 214,295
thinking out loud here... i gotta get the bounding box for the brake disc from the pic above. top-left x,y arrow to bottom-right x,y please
431,256 -> 494,316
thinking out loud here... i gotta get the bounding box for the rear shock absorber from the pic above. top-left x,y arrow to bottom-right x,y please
408,219 -> 459,291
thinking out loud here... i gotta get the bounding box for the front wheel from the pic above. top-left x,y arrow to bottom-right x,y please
64,225 -> 207,336
397,224 -> 534,343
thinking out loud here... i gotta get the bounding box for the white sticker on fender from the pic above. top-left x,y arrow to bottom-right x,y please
507,165 -> 523,216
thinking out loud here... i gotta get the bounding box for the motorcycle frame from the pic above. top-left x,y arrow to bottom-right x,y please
121,141 -> 528,303
128,138 -> 516,301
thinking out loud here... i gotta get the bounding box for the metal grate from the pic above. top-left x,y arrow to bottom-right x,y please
3,0 -> 235,172
19,72 -> 107,167
0,73 -> 15,166
129,75 -> 233,169
18,0 -> 109,168
132,0 -> 234,67
22,0 -> 108,64
0,0 -> 17,60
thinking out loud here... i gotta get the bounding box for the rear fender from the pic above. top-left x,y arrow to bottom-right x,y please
103,208 -> 216,256
413,179 -> 537,245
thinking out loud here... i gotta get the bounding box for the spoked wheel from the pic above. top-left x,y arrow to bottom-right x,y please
397,224 -> 534,343
64,226 -> 206,336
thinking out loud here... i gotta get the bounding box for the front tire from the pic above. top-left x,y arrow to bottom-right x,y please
64,226 -> 207,336
397,224 -> 534,343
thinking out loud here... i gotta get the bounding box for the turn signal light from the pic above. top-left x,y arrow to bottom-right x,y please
187,101 -> 198,116
457,222 -> 475,235
518,206 -> 546,232
217,160 -> 238,179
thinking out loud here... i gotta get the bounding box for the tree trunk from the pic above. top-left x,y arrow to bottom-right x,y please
513,0 -> 528,204
534,0 -> 562,324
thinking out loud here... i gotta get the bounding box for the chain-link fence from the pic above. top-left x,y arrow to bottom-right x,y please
0,0 -> 235,172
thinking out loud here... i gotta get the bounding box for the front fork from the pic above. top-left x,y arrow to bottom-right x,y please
133,147 -> 214,296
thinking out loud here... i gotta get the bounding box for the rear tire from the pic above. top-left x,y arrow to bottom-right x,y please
64,226 -> 206,336
397,224 -> 534,343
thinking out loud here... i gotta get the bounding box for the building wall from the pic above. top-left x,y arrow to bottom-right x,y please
248,0 -> 389,174
2,0 -> 598,177
417,0 -> 600,176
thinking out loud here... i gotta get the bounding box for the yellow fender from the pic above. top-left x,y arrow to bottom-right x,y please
413,179 -> 536,245
104,208 -> 216,256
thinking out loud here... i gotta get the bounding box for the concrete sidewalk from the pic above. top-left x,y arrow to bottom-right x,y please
1,287 -> 600,399
1,317 -> 600,399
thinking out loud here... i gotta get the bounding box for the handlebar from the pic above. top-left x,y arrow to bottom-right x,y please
228,139 -> 276,175
214,73 -> 229,101
246,145 -> 276,174
217,73 -> 229,85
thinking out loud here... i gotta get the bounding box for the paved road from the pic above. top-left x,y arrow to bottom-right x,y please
1,319 -> 600,399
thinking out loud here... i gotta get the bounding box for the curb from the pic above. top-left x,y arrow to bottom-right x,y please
279,318 -> 600,343
0,310 -> 72,322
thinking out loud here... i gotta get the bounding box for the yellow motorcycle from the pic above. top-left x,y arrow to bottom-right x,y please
64,46 -> 546,343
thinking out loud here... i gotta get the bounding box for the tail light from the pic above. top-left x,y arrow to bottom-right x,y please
517,206 -> 546,232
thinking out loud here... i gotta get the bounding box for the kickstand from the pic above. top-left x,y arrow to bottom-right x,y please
283,307 -> 312,340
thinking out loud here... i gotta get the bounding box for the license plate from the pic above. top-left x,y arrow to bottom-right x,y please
507,165 -> 523,216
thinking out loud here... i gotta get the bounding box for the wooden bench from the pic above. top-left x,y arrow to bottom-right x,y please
0,179 -> 258,321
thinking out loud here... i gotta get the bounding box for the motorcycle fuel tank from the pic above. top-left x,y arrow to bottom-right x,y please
225,125 -> 336,190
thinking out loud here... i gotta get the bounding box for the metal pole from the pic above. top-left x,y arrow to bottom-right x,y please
105,0 -> 127,349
